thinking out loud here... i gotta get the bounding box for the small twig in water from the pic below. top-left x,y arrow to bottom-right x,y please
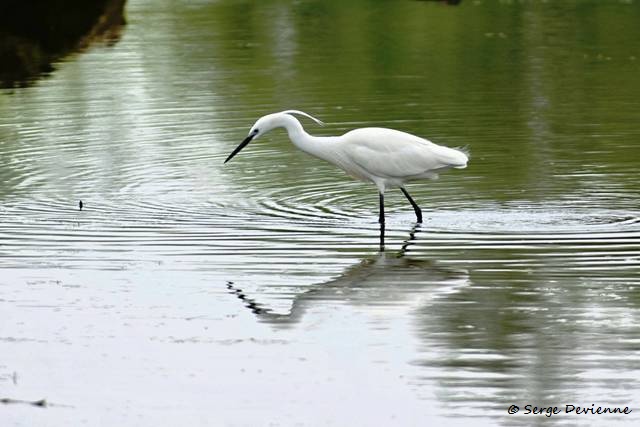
0,397 -> 47,407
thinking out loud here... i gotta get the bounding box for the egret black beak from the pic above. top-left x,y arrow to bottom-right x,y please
224,134 -> 254,164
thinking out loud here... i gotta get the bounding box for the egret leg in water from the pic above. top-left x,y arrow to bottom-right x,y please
379,193 -> 385,250
400,188 -> 423,223
225,110 -> 468,241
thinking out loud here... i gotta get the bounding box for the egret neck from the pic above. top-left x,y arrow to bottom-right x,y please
278,114 -> 338,164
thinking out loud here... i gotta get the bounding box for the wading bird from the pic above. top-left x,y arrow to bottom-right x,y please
225,110 -> 468,233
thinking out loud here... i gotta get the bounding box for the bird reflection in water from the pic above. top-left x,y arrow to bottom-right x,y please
227,224 -> 469,327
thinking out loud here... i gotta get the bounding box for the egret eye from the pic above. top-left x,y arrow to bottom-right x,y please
253,128 -> 259,134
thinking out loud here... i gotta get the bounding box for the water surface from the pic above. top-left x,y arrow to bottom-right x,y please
1,0 -> 640,425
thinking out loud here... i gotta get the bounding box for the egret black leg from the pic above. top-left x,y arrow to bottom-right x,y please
400,188 -> 423,223
379,192 -> 385,251
378,193 -> 385,224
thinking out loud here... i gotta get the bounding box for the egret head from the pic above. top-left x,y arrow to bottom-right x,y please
224,110 -> 324,163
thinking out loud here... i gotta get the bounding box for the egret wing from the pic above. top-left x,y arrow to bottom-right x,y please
342,128 -> 467,179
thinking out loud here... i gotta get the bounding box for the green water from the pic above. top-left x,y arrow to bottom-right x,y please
1,1 -> 640,425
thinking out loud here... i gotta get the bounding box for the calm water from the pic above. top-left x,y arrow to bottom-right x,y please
2,0 -> 640,425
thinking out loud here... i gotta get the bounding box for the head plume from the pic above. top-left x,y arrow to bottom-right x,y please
281,110 -> 325,126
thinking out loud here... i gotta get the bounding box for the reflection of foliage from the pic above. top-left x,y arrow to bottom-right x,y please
201,0 -> 639,199
0,0 -> 126,88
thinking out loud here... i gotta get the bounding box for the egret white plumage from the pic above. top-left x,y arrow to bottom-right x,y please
225,110 -> 468,226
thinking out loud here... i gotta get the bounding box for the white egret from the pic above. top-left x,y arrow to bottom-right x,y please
225,110 -> 468,225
